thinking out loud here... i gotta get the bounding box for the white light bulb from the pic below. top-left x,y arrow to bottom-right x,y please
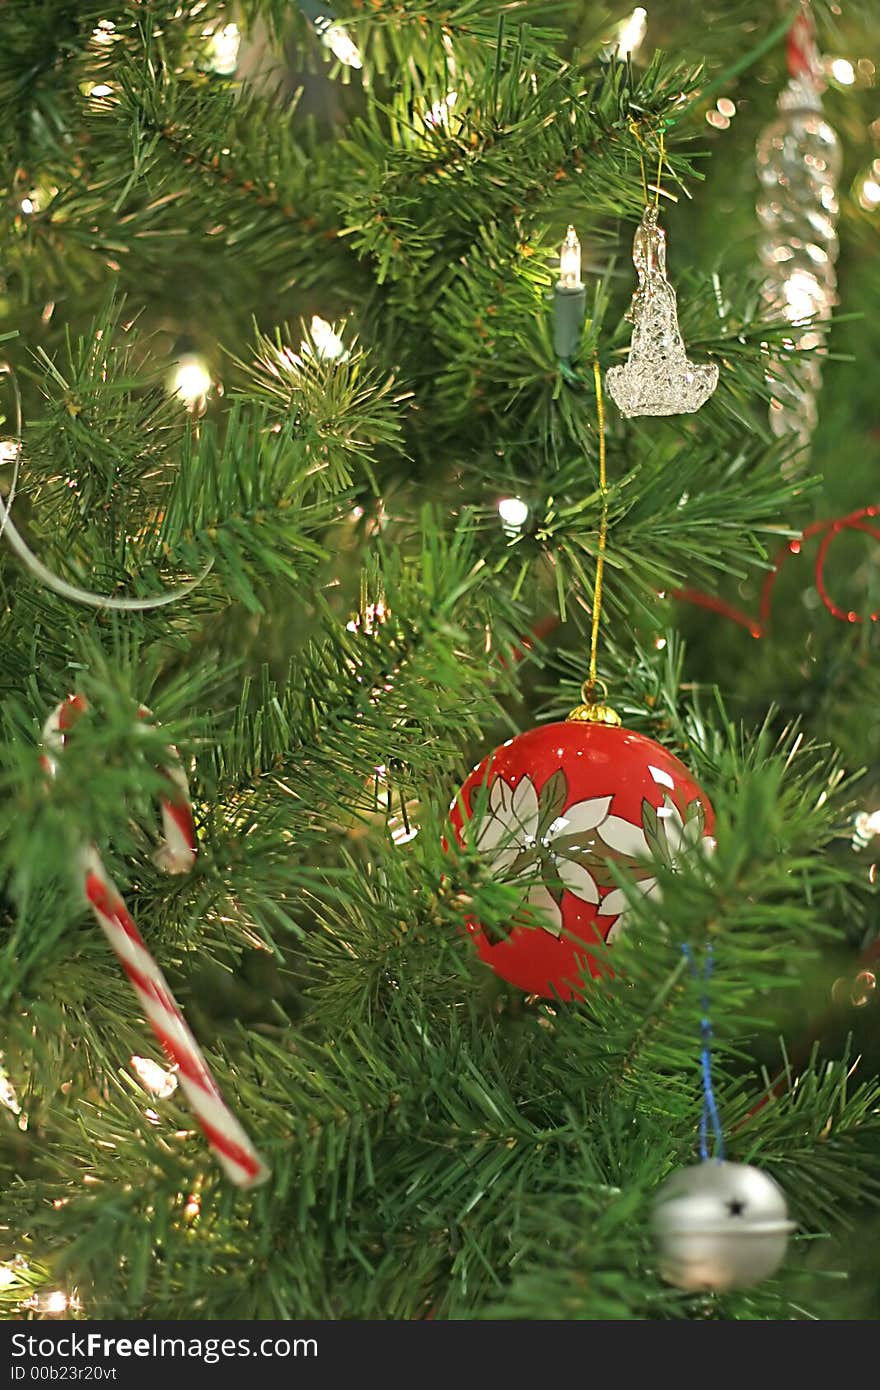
498,497 -> 529,529
0,1055 -> 20,1116
316,19 -> 363,70
88,83 -> 113,98
171,355 -> 212,404
0,1266 -> 15,1288
615,7 -> 648,59
830,58 -> 855,86
859,177 -> 880,209
130,1055 -> 178,1099
305,315 -> 348,362
20,198 -> 34,215
425,91 -> 457,128
43,1291 -> 69,1314
208,23 -> 240,75
390,816 -> 419,845
851,808 -> 880,848
558,226 -> 582,289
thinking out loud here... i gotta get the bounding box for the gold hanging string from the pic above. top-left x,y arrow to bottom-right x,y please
569,127 -> 666,728
568,359 -> 619,727
629,121 -> 666,207
630,119 -> 650,204
587,354 -> 607,698
654,125 -> 666,207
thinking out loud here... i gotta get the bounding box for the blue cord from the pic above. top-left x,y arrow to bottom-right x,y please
681,942 -> 725,1162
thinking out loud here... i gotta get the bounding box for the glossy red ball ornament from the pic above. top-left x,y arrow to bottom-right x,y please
449,720 -> 714,1000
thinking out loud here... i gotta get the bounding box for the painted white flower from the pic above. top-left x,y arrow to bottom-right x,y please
470,774 -> 713,944
471,774 -> 612,936
596,793 -> 715,939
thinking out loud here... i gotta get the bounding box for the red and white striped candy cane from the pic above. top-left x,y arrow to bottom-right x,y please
42,694 -> 269,1189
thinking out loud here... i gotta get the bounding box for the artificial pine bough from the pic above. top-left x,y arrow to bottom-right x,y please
0,0 -> 879,1322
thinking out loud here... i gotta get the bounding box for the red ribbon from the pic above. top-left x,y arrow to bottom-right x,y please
676,506 -> 880,638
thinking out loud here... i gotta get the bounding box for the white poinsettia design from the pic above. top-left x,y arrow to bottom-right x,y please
472,773 -> 611,937
469,772 -> 712,943
596,793 -> 715,940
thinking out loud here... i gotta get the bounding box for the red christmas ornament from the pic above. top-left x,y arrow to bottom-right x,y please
449,720 -> 714,1000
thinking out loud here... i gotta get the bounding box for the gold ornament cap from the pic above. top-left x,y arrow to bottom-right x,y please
567,680 -> 621,726
567,701 -> 621,726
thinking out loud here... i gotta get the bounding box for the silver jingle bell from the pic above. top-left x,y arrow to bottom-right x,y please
651,1160 -> 794,1292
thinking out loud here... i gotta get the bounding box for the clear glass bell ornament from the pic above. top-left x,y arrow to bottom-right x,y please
606,206 -> 719,418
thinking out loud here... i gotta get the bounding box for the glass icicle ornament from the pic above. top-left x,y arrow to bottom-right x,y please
606,206 -> 719,418
756,11 -> 841,460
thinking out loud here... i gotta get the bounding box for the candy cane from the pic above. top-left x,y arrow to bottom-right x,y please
42,695 -> 269,1188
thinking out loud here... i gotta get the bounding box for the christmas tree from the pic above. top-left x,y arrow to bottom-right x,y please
1,0 -> 879,1322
